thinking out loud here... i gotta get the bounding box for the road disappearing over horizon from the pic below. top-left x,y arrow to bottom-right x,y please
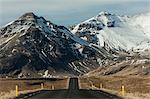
15,78 -> 122,99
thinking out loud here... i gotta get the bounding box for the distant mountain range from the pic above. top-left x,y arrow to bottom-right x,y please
0,12 -> 150,78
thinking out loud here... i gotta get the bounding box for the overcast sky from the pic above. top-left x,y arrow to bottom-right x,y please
0,0 -> 150,26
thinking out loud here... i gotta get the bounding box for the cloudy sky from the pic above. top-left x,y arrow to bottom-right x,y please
0,0 -> 150,26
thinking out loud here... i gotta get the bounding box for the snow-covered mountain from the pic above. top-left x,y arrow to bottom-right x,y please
72,11 -> 150,52
0,12 -> 150,78
0,12 -> 94,77
71,11 -> 150,77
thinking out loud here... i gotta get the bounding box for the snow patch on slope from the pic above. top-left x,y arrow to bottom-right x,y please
129,13 -> 150,38
72,11 -> 150,52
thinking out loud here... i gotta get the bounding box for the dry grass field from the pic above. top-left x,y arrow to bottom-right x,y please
0,78 -> 68,99
79,76 -> 150,99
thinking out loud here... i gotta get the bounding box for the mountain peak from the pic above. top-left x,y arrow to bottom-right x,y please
0,13 -> 89,77
72,11 -> 150,52
19,12 -> 38,20
98,11 -> 111,16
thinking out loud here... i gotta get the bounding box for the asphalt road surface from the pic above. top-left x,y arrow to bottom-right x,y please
15,78 -> 123,99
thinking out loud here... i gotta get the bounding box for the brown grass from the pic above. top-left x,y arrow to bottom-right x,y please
0,78 -> 68,99
79,76 -> 150,99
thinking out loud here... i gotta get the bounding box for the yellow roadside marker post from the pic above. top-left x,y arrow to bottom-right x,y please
121,85 -> 125,96
15,85 -> 19,97
100,83 -> 102,89
52,85 -> 54,90
41,83 -> 44,89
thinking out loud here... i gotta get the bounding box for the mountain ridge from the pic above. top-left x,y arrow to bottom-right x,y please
0,12 -> 93,77
0,11 -> 150,78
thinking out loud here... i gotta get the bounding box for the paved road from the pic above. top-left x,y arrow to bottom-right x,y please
15,78 -> 123,99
